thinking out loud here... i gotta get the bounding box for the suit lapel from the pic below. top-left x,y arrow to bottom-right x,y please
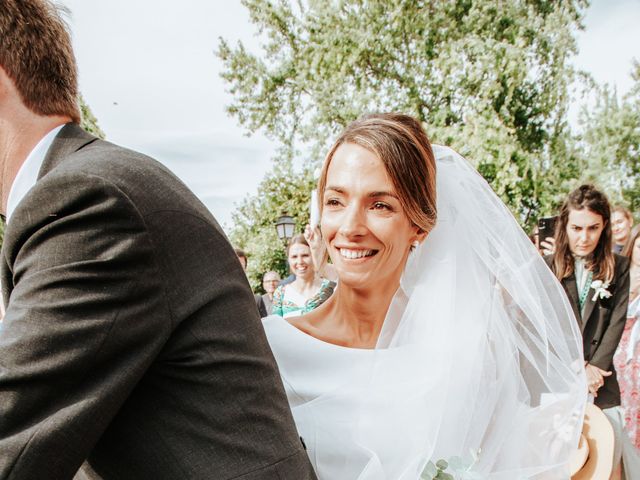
38,123 -> 98,180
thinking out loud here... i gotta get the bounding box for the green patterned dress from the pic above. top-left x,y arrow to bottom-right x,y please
272,280 -> 335,318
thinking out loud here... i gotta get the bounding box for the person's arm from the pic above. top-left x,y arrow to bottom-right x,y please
590,257 -> 631,371
272,285 -> 284,317
0,174 -> 169,479
304,224 -> 337,282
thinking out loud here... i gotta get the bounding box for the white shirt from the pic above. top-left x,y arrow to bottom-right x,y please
6,125 -> 64,223
574,257 -> 589,292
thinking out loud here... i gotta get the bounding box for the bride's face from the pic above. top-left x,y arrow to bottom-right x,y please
321,142 -> 424,290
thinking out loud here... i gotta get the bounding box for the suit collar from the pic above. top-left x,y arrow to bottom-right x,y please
38,122 -> 98,180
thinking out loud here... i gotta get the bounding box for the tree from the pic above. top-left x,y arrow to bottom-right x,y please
577,61 -> 640,210
219,0 -> 589,230
80,94 -> 105,139
229,158 -> 316,291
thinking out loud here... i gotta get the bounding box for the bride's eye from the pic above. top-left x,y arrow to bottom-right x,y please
325,198 -> 342,207
372,201 -> 392,211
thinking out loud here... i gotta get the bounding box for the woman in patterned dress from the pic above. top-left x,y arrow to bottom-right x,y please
614,225 -> 640,449
272,234 -> 335,318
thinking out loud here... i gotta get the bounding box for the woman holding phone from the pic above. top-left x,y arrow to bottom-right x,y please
545,185 -> 630,408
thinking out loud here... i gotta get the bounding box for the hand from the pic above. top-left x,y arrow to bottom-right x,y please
303,224 -> 338,282
304,224 -> 324,266
585,363 -> 612,397
540,236 -> 556,256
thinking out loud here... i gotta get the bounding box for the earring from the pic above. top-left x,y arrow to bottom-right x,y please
411,240 -> 419,248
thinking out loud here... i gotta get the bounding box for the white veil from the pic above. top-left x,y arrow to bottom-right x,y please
377,145 -> 586,478
289,145 -> 586,479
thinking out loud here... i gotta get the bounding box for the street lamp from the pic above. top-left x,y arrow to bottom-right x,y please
275,214 -> 296,241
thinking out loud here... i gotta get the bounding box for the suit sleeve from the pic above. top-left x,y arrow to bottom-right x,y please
0,174 -> 169,480
590,257 -> 630,370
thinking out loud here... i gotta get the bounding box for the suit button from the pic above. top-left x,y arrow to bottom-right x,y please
591,340 -> 599,345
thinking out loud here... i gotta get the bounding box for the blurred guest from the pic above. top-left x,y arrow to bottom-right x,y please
612,206 -> 634,254
262,271 -> 281,315
272,235 -> 335,318
234,247 -> 248,270
235,247 -> 268,317
614,225 -> 640,449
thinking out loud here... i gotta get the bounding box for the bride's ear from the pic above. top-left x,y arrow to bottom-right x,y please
416,227 -> 428,243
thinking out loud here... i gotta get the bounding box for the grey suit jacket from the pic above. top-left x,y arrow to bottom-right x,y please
0,124 -> 316,480
545,254 -> 630,408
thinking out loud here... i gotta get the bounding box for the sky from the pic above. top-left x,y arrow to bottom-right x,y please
61,0 -> 640,233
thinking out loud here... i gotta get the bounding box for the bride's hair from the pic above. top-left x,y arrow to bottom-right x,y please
317,113 -> 437,233
552,184 -> 615,282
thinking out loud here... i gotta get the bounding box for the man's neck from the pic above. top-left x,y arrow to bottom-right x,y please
0,115 -> 70,213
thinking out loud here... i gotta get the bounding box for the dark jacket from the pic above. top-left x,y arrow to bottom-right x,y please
0,123 -> 316,480
545,254 -> 630,408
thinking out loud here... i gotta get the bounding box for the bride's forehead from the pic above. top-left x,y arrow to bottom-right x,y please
326,144 -> 394,187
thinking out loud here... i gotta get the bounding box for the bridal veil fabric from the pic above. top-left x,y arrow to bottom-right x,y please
271,145 -> 587,479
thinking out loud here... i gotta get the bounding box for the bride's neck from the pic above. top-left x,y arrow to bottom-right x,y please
322,281 -> 399,348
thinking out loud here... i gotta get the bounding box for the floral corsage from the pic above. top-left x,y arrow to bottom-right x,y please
591,280 -> 612,301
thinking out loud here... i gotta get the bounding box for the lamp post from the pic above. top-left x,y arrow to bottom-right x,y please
275,214 -> 296,242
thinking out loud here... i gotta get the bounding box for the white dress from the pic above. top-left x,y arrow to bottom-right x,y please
263,315 -> 424,480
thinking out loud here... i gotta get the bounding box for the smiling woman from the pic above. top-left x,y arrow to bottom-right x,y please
271,234 -> 335,319
263,112 -> 587,479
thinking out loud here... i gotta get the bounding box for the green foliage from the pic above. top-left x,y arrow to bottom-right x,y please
79,94 -> 105,139
229,156 -> 316,291
577,60 -> 640,210
219,0 -> 589,232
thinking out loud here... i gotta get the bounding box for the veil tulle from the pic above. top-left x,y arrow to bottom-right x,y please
301,145 -> 586,479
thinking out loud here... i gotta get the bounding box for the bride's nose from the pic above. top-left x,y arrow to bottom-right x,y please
338,204 -> 367,238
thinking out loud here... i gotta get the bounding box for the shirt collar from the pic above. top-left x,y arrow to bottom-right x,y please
6,124 -> 64,223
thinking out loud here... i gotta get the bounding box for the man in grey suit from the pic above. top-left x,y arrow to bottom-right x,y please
0,2 -> 315,479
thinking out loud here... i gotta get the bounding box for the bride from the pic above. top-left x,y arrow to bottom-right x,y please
263,113 -> 587,479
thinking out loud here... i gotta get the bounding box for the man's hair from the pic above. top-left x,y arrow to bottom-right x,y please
0,0 -> 80,122
262,271 -> 281,281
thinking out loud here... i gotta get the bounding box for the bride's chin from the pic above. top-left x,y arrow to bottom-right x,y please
335,271 -> 370,288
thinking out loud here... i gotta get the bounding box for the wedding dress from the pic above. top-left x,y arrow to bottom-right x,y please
263,145 -> 586,479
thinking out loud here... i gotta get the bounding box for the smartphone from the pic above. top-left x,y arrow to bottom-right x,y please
538,216 -> 558,241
